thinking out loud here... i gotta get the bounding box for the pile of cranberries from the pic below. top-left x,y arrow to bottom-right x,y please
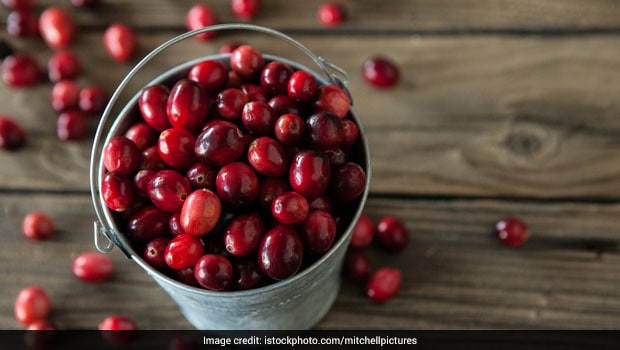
100,44 -> 368,292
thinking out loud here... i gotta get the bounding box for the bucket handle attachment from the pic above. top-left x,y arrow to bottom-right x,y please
93,221 -> 114,253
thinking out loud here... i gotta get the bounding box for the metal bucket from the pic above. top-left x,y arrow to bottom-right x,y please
89,24 -> 371,330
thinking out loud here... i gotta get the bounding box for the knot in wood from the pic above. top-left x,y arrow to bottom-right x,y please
503,129 -> 543,157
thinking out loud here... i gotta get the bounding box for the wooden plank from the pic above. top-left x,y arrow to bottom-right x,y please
0,194 -> 618,329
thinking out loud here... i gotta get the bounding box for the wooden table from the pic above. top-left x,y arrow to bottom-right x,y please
1,0 -> 620,330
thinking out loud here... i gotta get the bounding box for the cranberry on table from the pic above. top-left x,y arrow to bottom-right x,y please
344,251 -> 371,283
300,210 -> 337,254
51,80 -> 80,112
186,162 -> 216,190
167,79 -> 208,133
216,162 -> 259,207
230,45 -> 265,81
224,212 -> 265,257
99,315 -> 137,345
39,7 -> 76,49
57,110 -> 88,141
289,150 -> 331,199
261,61 -> 293,95
164,234 -> 204,270
363,56 -> 400,88
318,2 -> 346,27
366,267 -> 402,303
241,83 -> 268,102
14,286 -> 51,325
349,213 -> 374,249
180,189 -> 222,237
305,111 -> 345,151
186,3 -> 219,41
103,23 -> 138,63
188,60 -> 228,93
22,211 -> 54,241
72,252 -> 114,283
101,171 -> 135,212
376,216 -> 409,252
231,0 -> 261,19
47,50 -> 81,83
313,84 -> 350,118
143,236 -> 171,270
330,161 -> 366,202
139,85 -> 171,131
147,169 -> 191,212
194,120 -> 245,167
0,116 -> 26,150
257,177 -> 290,210
157,128 -> 197,171
495,217 -> 529,247
275,113 -> 304,146
194,254 -> 233,291
2,54 -> 41,87
242,101 -> 277,136
287,70 -> 317,103
233,258 -> 263,290
103,136 -> 140,175
7,10 -> 38,37
248,136 -> 289,177
258,225 -> 304,280
126,206 -> 171,245
272,191 -> 309,226
79,85 -> 108,115
215,88 -> 248,119
124,122 -> 158,150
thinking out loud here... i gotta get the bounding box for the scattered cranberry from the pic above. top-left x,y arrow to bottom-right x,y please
103,23 -> 138,63
101,171 -> 135,212
51,80 -> 80,112
126,206 -> 170,244
39,7 -> 76,49
318,2 -> 346,27
231,0 -> 261,19
495,217 -> 529,247
344,251 -> 371,283
330,162 -> 366,202
287,70 -> 317,102
194,254 -> 233,291
147,169 -> 191,212
47,50 -> 81,83
22,211 -> 54,241
230,45 -> 264,81
349,213 -> 374,249
195,120 -> 245,166
376,217 -> 409,252
14,286 -> 51,325
144,236 -> 171,270
216,162 -> 259,207
289,150 -> 331,199
164,234 -> 204,270
7,10 -> 38,37
103,136 -> 140,175
0,116 -> 26,150
188,60 -> 228,93
313,84 -> 350,118
258,225 -> 304,280
72,252 -> 114,283
299,210 -> 336,254
167,79 -> 208,132
2,0 -> 34,10
79,85 -> 108,115
272,191 -> 309,226
57,110 -> 88,141
2,54 -> 41,87
186,3 -> 219,41
366,267 -> 402,303
157,128 -> 197,171
99,315 -> 137,345
180,189 -> 222,237
124,122 -> 158,150
363,56 -> 400,88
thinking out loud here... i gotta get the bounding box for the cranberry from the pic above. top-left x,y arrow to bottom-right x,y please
242,101 -> 277,135
124,122 -> 157,150
257,177 -> 290,211
158,128 -> 197,171
330,162 -> 366,202
325,148 -> 347,167
230,45 -> 264,81
194,120 -> 245,166
224,212 -> 265,257
57,110 -> 88,141
72,252 -> 114,283
274,113 -> 304,146
350,213 -> 374,249
139,145 -> 166,170
70,0 -> 101,8
247,136 -> 288,177
103,23 -> 138,63
231,0 -> 261,19
344,251 -> 371,283
147,169 -> 191,212
219,42 -> 242,54
51,80 -> 79,112
258,225 -> 304,280
341,119 -> 359,146
188,60 -> 228,93
167,79 -> 208,132
300,210 -> 336,254
47,50 -> 81,83
215,88 -> 248,120
287,70 -> 317,103
22,211 -> 54,241
2,54 -> 41,87
309,195 -> 333,212
194,254 -> 233,291
241,83 -> 268,102
164,234 -> 204,270
169,212 -> 185,236
233,258 -> 263,290
139,85 -> 171,131
103,136 -> 140,175
99,315 -> 137,345
186,162 -> 216,190
126,206 -> 171,245
173,268 -> 199,287
79,86 -> 108,115
376,216 -> 409,252
268,95 -> 302,116
271,191 -> 309,226
289,150 -> 331,199
101,171 -> 135,212
216,162 -> 259,207
495,217 -> 529,247
0,116 -> 26,150
186,4 -> 219,41
7,10 -> 38,37
2,0 -> 34,10
39,7 -> 75,49
363,56 -> 400,88
260,61 -> 293,95
318,2 -> 346,27
180,189 -> 222,237
143,236 -> 171,270
133,169 -> 155,199
305,111 -> 345,151
14,286 -> 50,325
313,84 -> 350,118
366,267 -> 402,303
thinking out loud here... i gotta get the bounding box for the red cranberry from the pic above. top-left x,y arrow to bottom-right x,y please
230,45 -> 264,81
14,286 -> 50,325
2,54 -> 41,87
103,23 -> 138,63
318,2 -> 346,27
240,83 -> 268,102
215,88 -> 248,119
344,251 -> 371,283
275,113 -> 304,146
126,206 -> 171,245
22,211 -> 54,241
103,136 -> 140,175
300,210 -> 336,254
180,189 -> 222,237
186,4 -> 219,41
79,86 -> 108,115
341,119 -> 359,146
325,148 -> 347,167
0,116 -> 26,150
2,0 -> 34,10
139,145 -> 166,170
158,128 -> 197,171
257,177 -> 290,211
313,84 -> 350,118
164,234 -> 204,270
7,10 -> 38,37
289,150 -> 331,199
495,217 -> 529,247
224,212 -> 265,257
194,254 -> 233,291
124,122 -> 157,150
133,169 -> 155,199
139,85 -> 171,131
260,61 -> 293,95
167,79 -> 208,132
330,162 -> 366,202
233,258 -> 263,290
99,315 -> 137,345
147,169 -> 191,212
271,191 -> 309,226
287,70 -> 317,103
51,80 -> 80,112
39,7 -> 76,49
72,252 -> 114,283
101,171 -> 135,212
242,101 -> 277,135
194,120 -> 245,166
57,110 -> 88,141
309,195 -> 333,212
305,111 -> 345,151
219,42 -> 242,54
376,216 -> 409,252
350,213 -> 374,249
268,95 -> 302,116
47,50 -> 81,83
248,136 -> 288,177
363,56 -> 400,88
70,0 -> 101,7
186,162 -> 216,190
188,60 -> 228,93
169,212 -> 185,236
143,236 -> 171,270
173,268 -> 199,287
258,226 -> 303,280
231,0 -> 261,19
216,162 -> 259,207
366,267 -> 402,303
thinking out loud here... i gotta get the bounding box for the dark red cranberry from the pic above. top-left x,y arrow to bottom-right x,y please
0,116 -> 26,150
350,213 -> 374,249
22,211 -> 54,241
495,217 -> 529,247
230,45 -> 264,81
240,83 -> 268,102
247,136 -> 288,177
103,136 -> 140,175
224,212 -> 265,257
51,80 -> 79,112
231,0 -> 261,19
101,171 -> 135,212
313,84 -> 350,118
143,236 -> 171,270
341,119 -> 359,146
305,111 -> 345,151
242,101 -> 277,135
258,225 -> 304,280
363,56 -> 400,88
7,10 -> 38,37
275,113 -> 304,146
2,0 -> 34,10
330,162 -> 366,202
79,85 -> 108,115
186,162 -> 216,190
124,122 -> 157,150
215,88 -> 248,119
70,0 -> 102,7
180,189 -> 222,237
126,206 -> 171,245
188,60 -> 228,93
139,85 -> 171,131
194,120 -> 245,166
366,267 -> 402,303
139,145 -> 166,170
57,110 -> 88,141
167,79 -> 208,133
300,210 -> 336,254
309,195 -> 333,212
325,148 -> 347,167
103,23 -> 138,63
194,254 -> 233,291
272,191 -> 309,226
376,216 -> 409,252
260,61 -> 293,95
39,7 -> 76,49
72,252 -> 114,283
169,212 -> 185,236
14,286 -> 50,325
233,258 -> 263,290
147,169 -> 191,212
47,50 -> 81,83
219,42 -> 242,54
318,2 -> 346,26
344,251 -> 371,283
186,4 -> 219,41
158,128 -> 197,171
289,150 -> 331,199
2,54 -> 41,87
99,315 -> 137,345
287,70 -> 317,102
164,234 -> 204,270
257,177 -> 290,211
173,268 -> 200,287
268,95 -> 302,116
133,169 -> 155,199
216,162 -> 259,207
